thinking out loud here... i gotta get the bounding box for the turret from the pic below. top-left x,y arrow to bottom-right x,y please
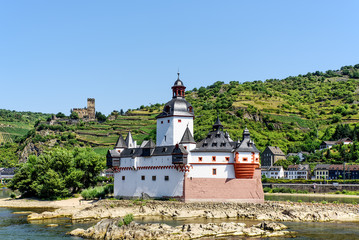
172,72 -> 186,98
155,73 -> 194,146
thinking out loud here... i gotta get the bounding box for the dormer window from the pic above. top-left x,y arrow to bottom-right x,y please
188,106 -> 193,112
164,106 -> 171,113
220,142 -> 226,147
162,147 -> 167,152
212,142 -> 217,147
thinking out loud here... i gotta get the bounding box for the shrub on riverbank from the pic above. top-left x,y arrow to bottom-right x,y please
264,187 -> 309,194
118,214 -> 134,227
334,190 -> 359,195
10,192 -> 16,199
262,178 -> 359,184
81,184 -> 113,200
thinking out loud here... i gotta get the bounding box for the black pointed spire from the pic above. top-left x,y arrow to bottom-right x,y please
180,126 -> 196,144
212,116 -> 223,131
143,139 -> 155,148
243,127 -> 250,139
115,134 -> 126,149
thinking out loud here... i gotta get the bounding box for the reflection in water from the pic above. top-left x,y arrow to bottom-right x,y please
0,208 -> 94,240
0,207 -> 358,240
0,188 -> 11,199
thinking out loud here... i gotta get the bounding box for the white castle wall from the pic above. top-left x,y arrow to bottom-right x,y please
188,152 -> 235,179
156,116 -> 193,146
236,152 -> 260,163
114,155 -> 184,197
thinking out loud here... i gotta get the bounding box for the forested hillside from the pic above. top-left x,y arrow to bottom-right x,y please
185,64 -> 359,154
2,64 -> 359,167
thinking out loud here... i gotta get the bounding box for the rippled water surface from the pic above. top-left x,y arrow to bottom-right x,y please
1,188 -> 359,239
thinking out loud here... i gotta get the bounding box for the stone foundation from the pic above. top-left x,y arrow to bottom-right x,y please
184,169 -> 264,203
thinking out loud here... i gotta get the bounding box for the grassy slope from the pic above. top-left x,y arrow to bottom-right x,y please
0,110 -> 50,144
3,64 -> 359,164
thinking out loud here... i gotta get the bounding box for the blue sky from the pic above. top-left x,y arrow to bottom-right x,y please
1,1 -> 359,115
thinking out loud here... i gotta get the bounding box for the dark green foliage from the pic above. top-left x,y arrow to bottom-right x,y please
10,192 -> 16,199
56,112 -> 66,118
123,213 -> 134,225
70,111 -> 79,119
9,148 -> 105,199
0,109 -> 50,123
264,187 -> 309,194
118,214 -> 134,227
0,143 -> 18,167
96,111 -> 107,122
81,184 -> 113,200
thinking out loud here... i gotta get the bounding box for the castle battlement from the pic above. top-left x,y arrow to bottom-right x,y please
72,98 -> 96,121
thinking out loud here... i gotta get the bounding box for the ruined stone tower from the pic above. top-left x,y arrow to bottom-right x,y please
87,98 -> 95,120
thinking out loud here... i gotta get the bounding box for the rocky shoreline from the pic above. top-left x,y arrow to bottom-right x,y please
68,218 -> 295,239
26,199 -> 359,223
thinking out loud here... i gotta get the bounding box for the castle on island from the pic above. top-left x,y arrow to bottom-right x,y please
107,73 -> 264,203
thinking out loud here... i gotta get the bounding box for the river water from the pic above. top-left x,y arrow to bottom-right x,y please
1,188 -> 359,239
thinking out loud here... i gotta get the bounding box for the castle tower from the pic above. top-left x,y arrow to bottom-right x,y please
156,73 -> 194,146
87,98 -> 95,120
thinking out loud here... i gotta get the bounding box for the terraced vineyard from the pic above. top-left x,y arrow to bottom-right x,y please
75,114 -> 157,146
0,123 -> 33,144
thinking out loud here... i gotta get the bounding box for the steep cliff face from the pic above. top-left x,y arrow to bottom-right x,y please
17,129 -> 73,162
18,141 -> 40,162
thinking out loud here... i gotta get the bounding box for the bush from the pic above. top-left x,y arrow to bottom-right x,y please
123,213 -> 133,225
81,186 -> 106,200
81,184 -> 113,200
265,187 -> 308,194
10,192 -> 16,199
263,187 -> 271,193
118,214 -> 134,227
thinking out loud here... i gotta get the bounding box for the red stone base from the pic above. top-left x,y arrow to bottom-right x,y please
183,169 -> 264,203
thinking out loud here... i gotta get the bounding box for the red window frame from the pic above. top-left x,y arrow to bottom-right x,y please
212,168 -> 217,175
198,157 -> 202,162
225,157 -> 230,161
212,156 -> 216,162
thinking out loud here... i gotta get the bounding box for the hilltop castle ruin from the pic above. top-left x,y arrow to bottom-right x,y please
72,98 -> 96,121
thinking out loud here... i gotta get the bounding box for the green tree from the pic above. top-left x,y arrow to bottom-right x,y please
70,111 -> 79,119
56,112 -> 66,118
95,112 -> 107,122
274,159 -> 292,169
9,148 -> 105,199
